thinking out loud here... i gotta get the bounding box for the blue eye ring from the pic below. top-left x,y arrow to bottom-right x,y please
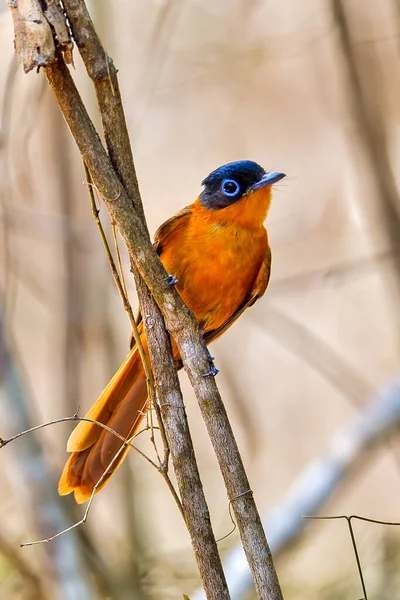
222,178 -> 240,197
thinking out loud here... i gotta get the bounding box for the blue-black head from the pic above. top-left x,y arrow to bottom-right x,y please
199,160 -> 285,210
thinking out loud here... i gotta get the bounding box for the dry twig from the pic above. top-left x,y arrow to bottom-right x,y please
0,412 -> 179,544
304,514 -> 400,600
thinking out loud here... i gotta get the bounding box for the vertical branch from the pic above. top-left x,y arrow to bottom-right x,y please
0,530 -> 45,599
346,519 -> 368,600
48,92 -> 85,417
331,0 -> 400,291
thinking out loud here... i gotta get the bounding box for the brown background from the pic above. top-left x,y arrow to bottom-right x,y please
1,1 -> 400,598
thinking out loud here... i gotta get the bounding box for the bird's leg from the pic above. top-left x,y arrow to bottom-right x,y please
164,274 -> 178,287
200,330 -> 219,377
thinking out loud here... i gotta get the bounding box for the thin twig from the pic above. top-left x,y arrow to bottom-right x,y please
21,429 -> 140,547
87,174 -> 161,468
0,413 -> 158,469
83,163 -> 154,395
304,514 -> 400,526
111,219 -> 128,297
84,162 -> 177,502
302,513 -> 400,600
0,412 -> 184,545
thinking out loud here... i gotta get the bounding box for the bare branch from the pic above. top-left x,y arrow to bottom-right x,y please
331,0 -> 400,294
0,530 -> 45,598
133,270 -> 229,598
9,0 -> 73,73
0,413 -> 159,466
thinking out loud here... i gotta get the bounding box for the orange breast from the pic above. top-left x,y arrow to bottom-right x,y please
159,200 -> 268,332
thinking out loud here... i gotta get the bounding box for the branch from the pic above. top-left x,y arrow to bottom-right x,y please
9,0 -> 73,73
331,0 -> 400,290
0,530 -> 45,599
192,381 -> 400,600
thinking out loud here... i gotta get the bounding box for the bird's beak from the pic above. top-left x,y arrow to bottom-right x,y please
246,171 -> 286,194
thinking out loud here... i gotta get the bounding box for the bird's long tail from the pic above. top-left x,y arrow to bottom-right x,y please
58,345 -> 148,504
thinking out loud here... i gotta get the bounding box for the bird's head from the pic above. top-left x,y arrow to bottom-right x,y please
199,160 -> 285,227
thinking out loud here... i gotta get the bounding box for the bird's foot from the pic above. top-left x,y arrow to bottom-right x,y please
204,346 -> 215,362
199,331 -> 218,376
165,274 -> 178,287
202,362 -> 219,377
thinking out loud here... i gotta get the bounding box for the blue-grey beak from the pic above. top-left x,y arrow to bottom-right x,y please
247,171 -> 286,194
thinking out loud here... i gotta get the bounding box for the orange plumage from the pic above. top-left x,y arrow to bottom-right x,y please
59,161 -> 285,503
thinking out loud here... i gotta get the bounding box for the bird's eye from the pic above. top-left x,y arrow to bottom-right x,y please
222,179 -> 240,197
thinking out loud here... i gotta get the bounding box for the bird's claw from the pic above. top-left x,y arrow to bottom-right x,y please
204,347 -> 215,361
202,363 -> 219,377
165,274 -> 178,287
199,331 -> 218,375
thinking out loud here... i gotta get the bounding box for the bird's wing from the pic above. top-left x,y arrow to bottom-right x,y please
153,205 -> 193,255
203,247 -> 271,346
130,205 -> 193,349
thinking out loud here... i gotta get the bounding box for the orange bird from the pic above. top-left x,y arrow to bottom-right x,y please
59,160 -> 285,503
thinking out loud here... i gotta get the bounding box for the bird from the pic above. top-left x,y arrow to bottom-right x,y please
58,160 -> 285,503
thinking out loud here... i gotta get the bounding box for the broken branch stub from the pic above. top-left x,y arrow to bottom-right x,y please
9,0 -> 73,73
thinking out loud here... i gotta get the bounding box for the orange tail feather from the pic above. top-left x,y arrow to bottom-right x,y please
58,347 -> 148,504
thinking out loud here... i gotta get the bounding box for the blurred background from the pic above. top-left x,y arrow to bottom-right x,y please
1,0 -> 400,598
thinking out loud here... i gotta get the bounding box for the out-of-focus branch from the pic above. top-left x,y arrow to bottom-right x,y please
193,381 -> 400,600
0,305 -> 96,600
0,530 -> 44,599
331,0 -> 400,291
255,303 -> 374,409
48,93 -> 85,419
